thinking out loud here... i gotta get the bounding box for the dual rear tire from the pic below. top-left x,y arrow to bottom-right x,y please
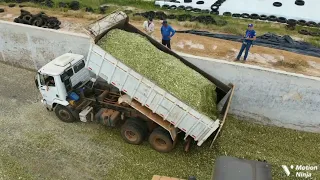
120,119 -> 174,153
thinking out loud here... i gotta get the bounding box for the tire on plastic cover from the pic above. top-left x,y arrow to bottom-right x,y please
177,6 -> 185,10
223,12 -> 232,16
287,19 -> 297,25
268,15 -> 277,22
250,13 -> 260,19
168,14 -> 176,19
273,2 -> 282,7
295,0 -> 305,6
192,8 -> 201,13
0,8 -> 4,13
241,13 -> 250,18
232,13 -> 241,18
211,4 -> 219,11
297,19 -> 306,26
277,17 -> 287,23
259,15 -> 268,20
185,6 -> 193,11
298,29 -> 309,35
170,5 -> 177,10
306,21 -> 317,27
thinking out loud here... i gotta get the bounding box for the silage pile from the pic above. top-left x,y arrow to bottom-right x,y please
98,29 -> 217,119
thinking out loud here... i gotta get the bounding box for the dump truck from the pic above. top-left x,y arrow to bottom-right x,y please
35,11 -> 234,153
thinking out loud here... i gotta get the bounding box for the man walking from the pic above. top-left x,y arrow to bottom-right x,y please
143,18 -> 155,38
161,20 -> 175,49
236,24 -> 256,62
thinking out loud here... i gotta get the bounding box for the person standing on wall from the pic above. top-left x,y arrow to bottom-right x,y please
161,20 -> 175,49
143,17 -> 155,38
235,24 -> 256,62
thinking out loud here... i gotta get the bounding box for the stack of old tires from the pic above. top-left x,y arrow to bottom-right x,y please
135,11 -> 227,26
13,9 -> 61,29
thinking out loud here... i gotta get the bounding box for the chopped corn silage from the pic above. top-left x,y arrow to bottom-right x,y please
98,29 -> 217,119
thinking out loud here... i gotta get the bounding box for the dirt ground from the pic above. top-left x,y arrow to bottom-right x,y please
1,6 -> 320,77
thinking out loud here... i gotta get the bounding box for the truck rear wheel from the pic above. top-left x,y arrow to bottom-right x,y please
149,128 -> 173,153
55,105 -> 76,123
121,121 -> 146,145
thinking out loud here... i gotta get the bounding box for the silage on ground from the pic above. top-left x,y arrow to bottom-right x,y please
98,29 -> 217,119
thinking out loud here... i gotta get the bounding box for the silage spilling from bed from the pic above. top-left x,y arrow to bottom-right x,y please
98,29 -> 217,119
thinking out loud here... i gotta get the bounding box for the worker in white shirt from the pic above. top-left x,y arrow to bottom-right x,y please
143,18 -> 155,38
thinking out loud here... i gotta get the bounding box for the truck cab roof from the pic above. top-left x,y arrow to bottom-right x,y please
38,53 -> 84,76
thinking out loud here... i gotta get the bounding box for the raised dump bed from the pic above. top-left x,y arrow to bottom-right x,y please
86,11 -> 235,147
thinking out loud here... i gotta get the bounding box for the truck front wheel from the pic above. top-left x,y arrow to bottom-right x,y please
149,128 -> 173,153
121,121 -> 146,145
55,105 -> 76,123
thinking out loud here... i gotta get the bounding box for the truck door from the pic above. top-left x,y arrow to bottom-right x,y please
38,73 -> 59,107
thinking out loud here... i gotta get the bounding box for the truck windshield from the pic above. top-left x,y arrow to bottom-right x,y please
61,68 -> 73,92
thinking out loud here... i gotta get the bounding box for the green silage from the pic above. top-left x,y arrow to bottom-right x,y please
98,29 -> 217,119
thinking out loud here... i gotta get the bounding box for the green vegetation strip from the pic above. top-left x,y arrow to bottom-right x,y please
100,117 -> 320,180
98,29 -> 217,119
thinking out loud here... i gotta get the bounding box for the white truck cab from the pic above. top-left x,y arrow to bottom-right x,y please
35,53 -> 91,110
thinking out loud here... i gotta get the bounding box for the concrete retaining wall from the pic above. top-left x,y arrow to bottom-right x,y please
178,52 -> 320,133
0,20 -> 91,70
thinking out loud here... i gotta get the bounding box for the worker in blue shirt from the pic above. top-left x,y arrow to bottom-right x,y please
236,24 -> 256,62
161,20 -> 175,49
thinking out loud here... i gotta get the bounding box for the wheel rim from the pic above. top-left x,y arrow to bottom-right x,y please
154,138 -> 167,149
125,130 -> 138,142
59,109 -> 70,120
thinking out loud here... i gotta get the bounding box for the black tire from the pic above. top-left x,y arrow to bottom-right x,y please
170,5 -> 177,10
185,6 -> 193,11
273,2 -> 282,7
22,15 -> 32,24
223,12 -> 231,16
232,13 -> 241,18
13,18 -> 21,23
268,15 -> 277,22
298,19 -> 306,26
177,15 -> 187,21
309,31 -> 319,37
277,17 -> 287,23
287,19 -> 297,25
250,13 -> 260,19
177,6 -> 185,10
295,0 -> 305,6
201,9 -> 210,14
259,15 -> 268,20
0,8 -> 4,13
189,16 -> 198,22
126,118 -> 148,136
241,13 -> 250,19
69,0 -> 80,10
285,24 -> 295,31
8,4 -> 16,8
211,4 -> 219,11
55,105 -> 76,123
298,29 -> 309,35
306,21 -> 317,27
192,8 -> 201,13
210,11 -> 219,15
162,4 -> 169,9
149,127 -> 173,153
121,120 -> 146,145
167,14 -> 176,19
